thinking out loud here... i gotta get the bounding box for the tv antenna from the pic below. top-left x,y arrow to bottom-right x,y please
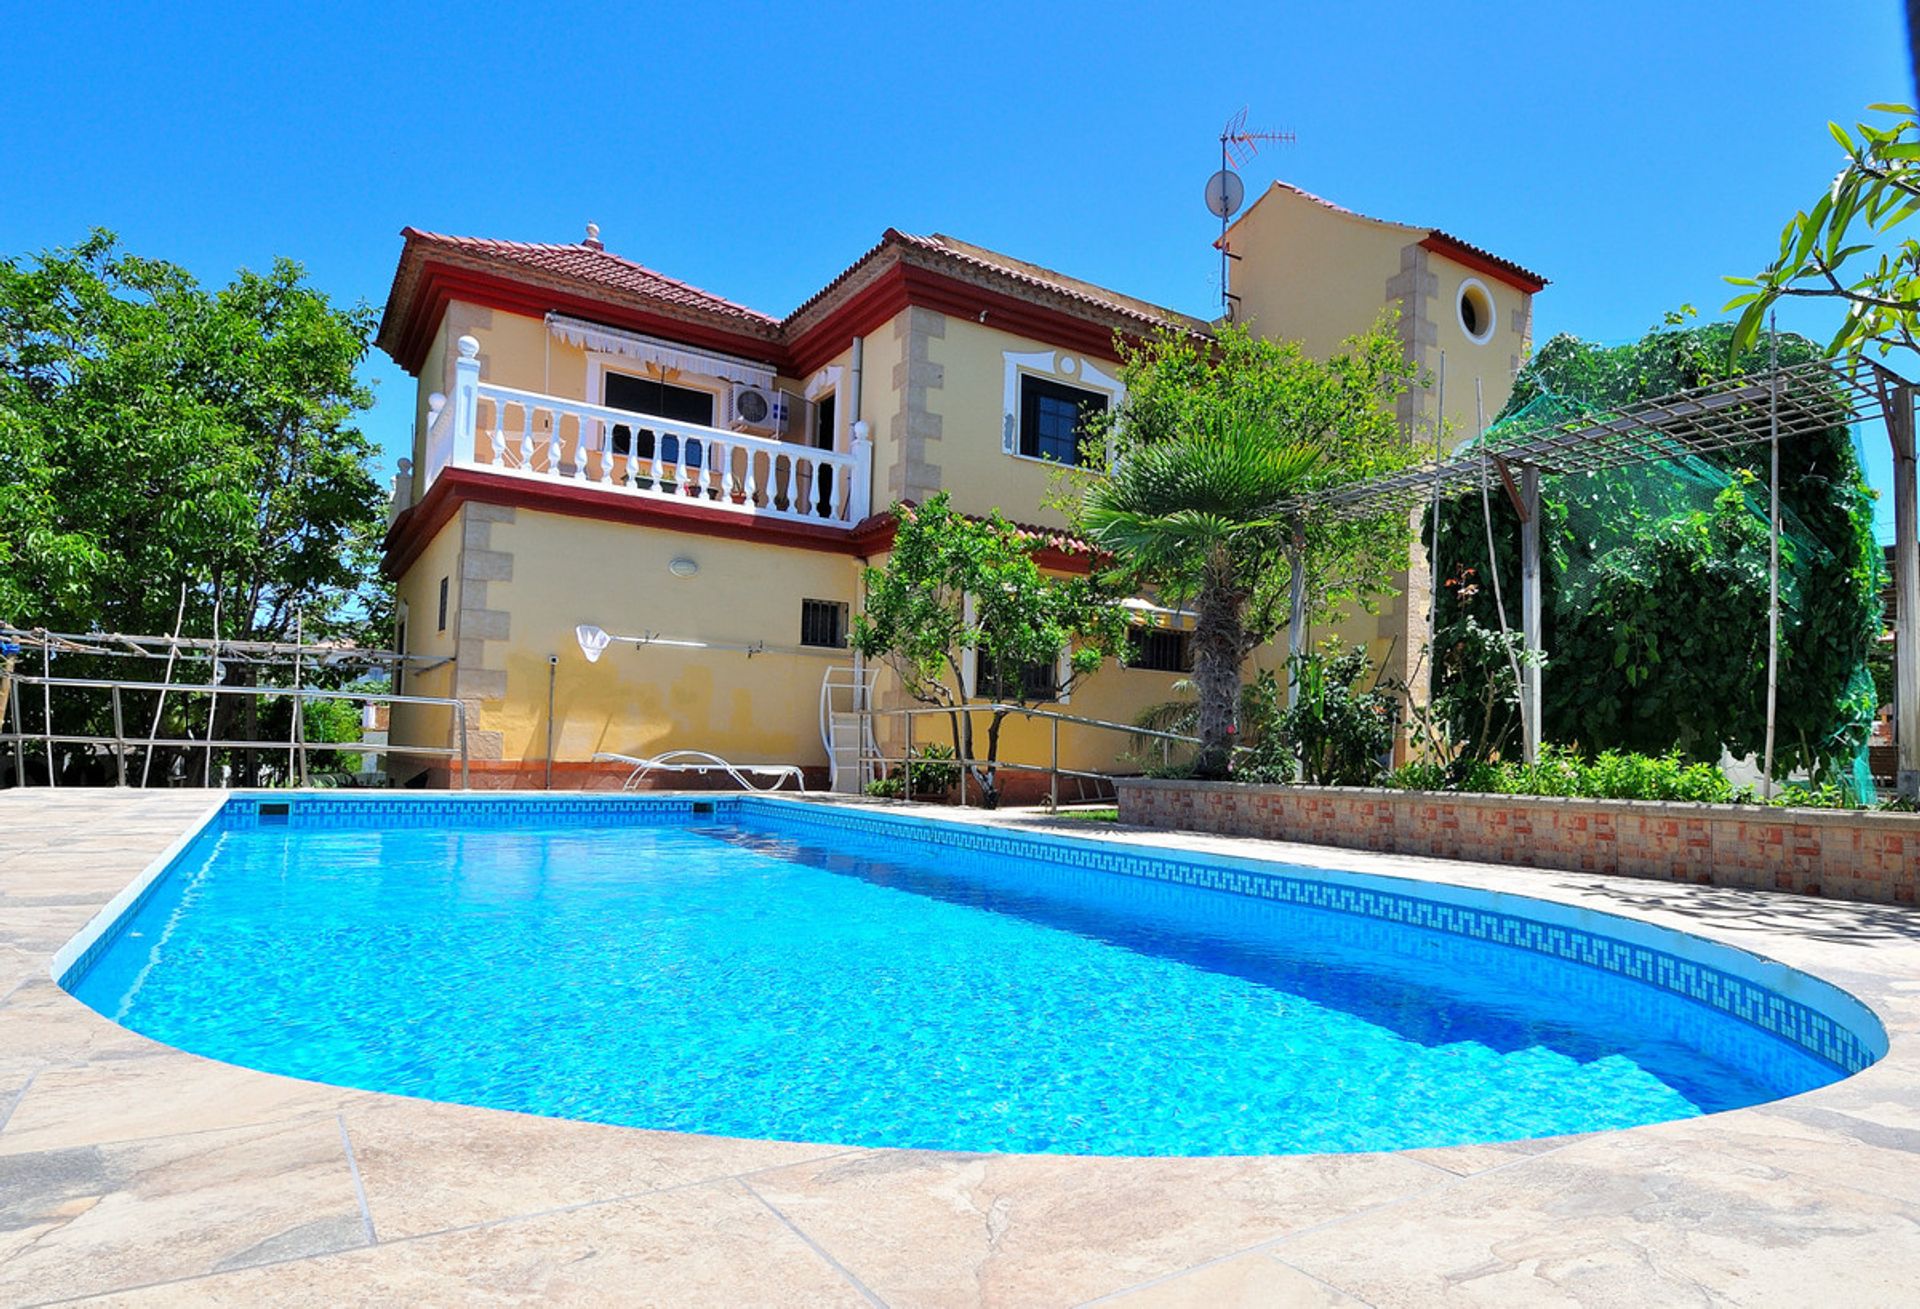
1206,108 -> 1295,319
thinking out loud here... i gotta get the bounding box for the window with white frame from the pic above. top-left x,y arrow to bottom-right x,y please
1017,376 -> 1107,466
1001,351 -> 1121,467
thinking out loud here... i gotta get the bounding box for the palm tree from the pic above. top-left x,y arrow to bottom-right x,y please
1082,418 -> 1320,777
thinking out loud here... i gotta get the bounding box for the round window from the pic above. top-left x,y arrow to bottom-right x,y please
1457,278 -> 1496,345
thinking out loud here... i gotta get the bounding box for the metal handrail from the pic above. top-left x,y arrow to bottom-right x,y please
3,675 -> 471,789
856,700 -> 1201,812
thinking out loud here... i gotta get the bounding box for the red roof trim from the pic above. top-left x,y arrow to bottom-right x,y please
382,470 -> 1096,579
1418,233 -> 1548,295
383,467 -> 893,577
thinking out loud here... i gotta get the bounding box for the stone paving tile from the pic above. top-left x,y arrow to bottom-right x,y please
1397,1133 -> 1589,1178
0,978 -> 171,1071
1098,1251 -> 1364,1306
744,1147 -> 1446,1308
84,1179 -> 872,1307
339,1096 -> 858,1240
0,1051 -> 370,1157
1270,1126 -> 1920,1308
0,1115 -> 369,1303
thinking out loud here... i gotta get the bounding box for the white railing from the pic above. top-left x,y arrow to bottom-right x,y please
422,335 -> 872,528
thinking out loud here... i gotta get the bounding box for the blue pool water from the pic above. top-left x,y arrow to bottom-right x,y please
66,800 -> 1870,1156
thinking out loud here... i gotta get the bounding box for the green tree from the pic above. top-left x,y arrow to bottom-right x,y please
1726,102 -> 1920,363
1075,320 -> 1418,778
851,494 -> 1130,808
0,231 -> 389,781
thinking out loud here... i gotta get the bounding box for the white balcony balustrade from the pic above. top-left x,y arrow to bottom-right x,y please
418,335 -> 872,528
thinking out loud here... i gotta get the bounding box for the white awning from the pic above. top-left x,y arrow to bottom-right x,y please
544,314 -> 777,389
1121,598 -> 1197,629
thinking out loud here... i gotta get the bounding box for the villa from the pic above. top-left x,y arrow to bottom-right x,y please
374,182 -> 1546,790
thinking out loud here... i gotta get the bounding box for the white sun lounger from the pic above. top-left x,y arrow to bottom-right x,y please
592,750 -> 807,793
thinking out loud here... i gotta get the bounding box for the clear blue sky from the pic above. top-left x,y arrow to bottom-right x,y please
1,1 -> 1910,539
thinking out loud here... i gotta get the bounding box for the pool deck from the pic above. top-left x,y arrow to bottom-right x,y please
1,790 -> 1917,1306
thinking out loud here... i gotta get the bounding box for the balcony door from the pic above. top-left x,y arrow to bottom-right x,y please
603,371 -> 715,469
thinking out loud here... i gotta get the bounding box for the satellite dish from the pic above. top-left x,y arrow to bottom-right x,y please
1204,168 -> 1245,220
575,624 -> 612,663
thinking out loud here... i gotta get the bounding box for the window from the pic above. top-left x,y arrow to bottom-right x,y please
981,655 -> 1058,702
1128,627 -> 1192,673
813,392 -> 836,451
603,372 -> 716,465
1018,376 -> 1106,466
799,598 -> 848,648
1456,278 -> 1496,345
436,576 -> 449,632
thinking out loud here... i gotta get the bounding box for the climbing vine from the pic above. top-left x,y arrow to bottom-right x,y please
1427,320 -> 1882,781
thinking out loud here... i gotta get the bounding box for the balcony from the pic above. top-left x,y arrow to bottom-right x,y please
404,335 -> 872,530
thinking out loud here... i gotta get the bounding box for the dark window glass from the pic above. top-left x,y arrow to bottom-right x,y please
813,392 -> 836,451
1127,627 -> 1192,672
799,599 -> 848,648
1018,376 -> 1106,466
436,577 -> 449,633
603,372 -> 715,467
982,655 -> 1058,702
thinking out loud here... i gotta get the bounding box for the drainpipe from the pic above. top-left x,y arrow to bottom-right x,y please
849,334 -> 869,778
849,335 -> 864,427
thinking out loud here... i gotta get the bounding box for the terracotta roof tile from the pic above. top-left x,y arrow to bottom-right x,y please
399,228 -> 779,326
899,233 -> 1212,335
782,230 -> 1210,338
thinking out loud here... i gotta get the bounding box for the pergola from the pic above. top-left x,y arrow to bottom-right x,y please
1277,359 -> 1919,799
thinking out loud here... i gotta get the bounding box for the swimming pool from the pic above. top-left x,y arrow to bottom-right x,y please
57,794 -> 1885,1157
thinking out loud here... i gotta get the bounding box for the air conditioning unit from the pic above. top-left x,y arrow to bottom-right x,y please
727,382 -> 787,436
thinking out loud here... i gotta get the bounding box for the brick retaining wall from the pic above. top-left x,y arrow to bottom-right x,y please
1115,779 -> 1918,906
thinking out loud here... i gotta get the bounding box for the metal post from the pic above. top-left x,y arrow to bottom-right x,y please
1286,531 -> 1307,710
41,642 -> 55,788
7,672 -> 22,787
1429,351 -> 1447,654
901,708 -> 913,803
1519,464 -> 1542,764
544,655 -> 558,791
1762,327 -> 1781,799
141,583 -> 188,788
455,701 -> 471,790
204,588 -> 221,788
1049,716 -> 1059,814
110,685 -> 126,787
1892,383 -> 1919,800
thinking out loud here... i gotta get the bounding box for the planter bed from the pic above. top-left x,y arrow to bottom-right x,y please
1115,778 -> 1918,906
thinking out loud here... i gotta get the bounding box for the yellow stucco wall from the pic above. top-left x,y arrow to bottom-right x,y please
466,508 -> 864,770
389,516 -> 463,758
1225,185 -> 1420,361
916,316 -> 1121,530
1224,183 -> 1532,449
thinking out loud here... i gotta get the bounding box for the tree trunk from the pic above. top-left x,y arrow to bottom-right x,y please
979,709 -> 1009,809
1191,547 -> 1247,779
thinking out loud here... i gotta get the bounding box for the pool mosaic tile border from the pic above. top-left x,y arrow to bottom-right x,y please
214,793 -> 742,830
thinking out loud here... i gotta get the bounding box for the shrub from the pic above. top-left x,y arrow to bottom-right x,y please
1237,649 -> 1398,786
864,744 -> 962,799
